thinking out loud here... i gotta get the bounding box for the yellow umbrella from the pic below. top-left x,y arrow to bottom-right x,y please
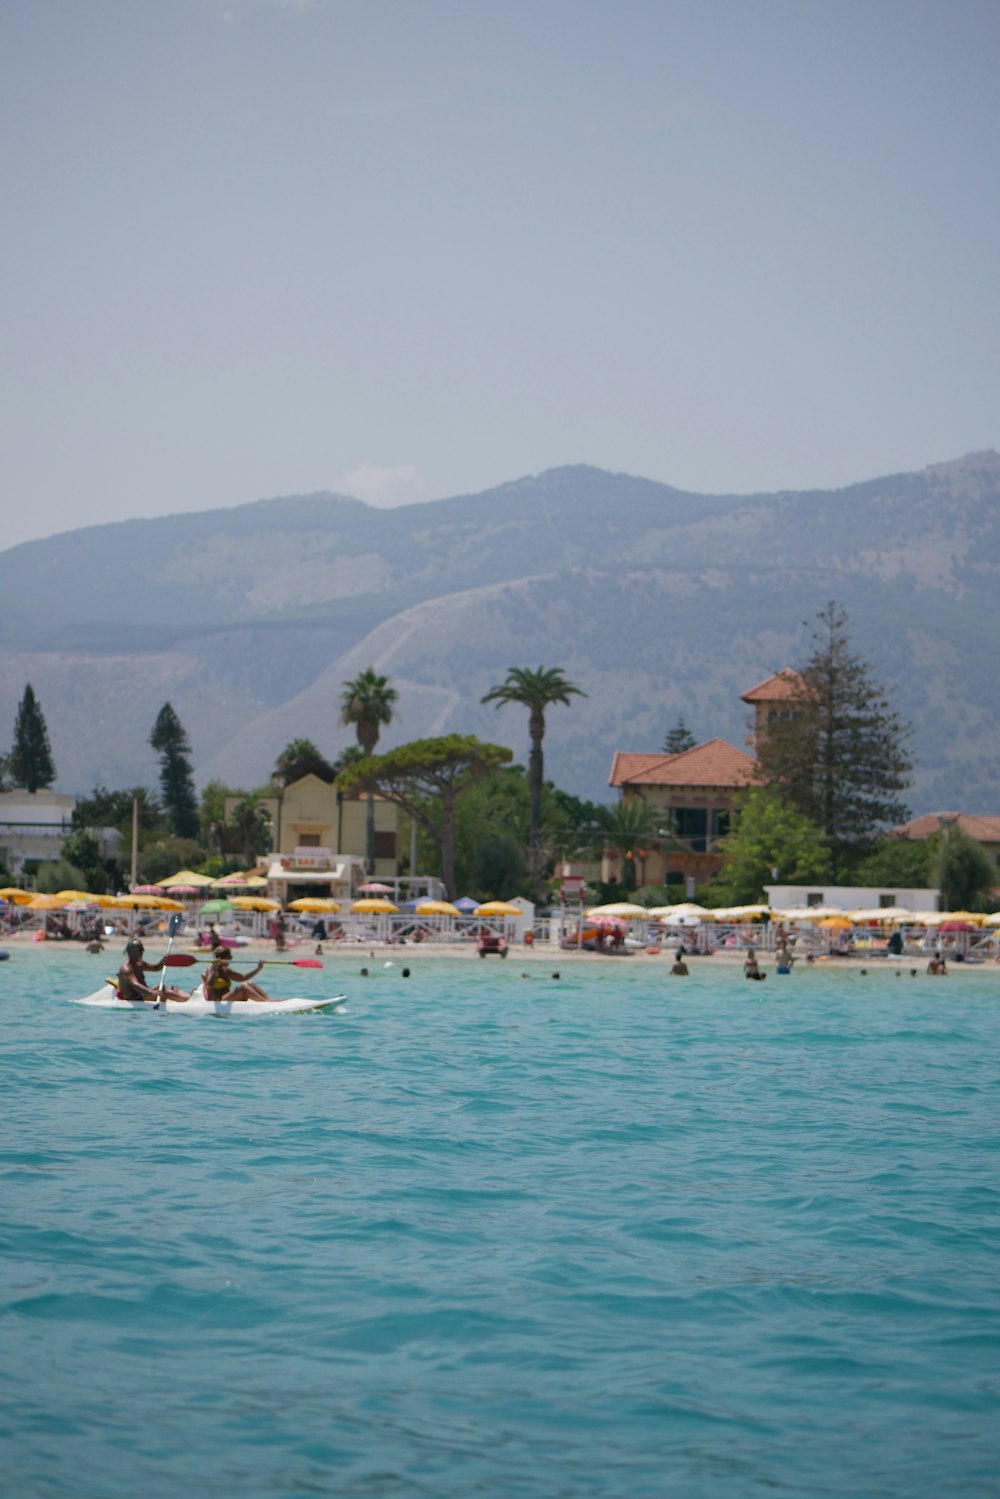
229,896 -> 281,912
160,870 -> 214,889
0,886 -> 34,904
819,915 -> 853,929
415,900 -> 461,917
113,893 -> 185,911
288,897 -> 342,913
27,894 -> 64,910
474,901 -> 521,917
351,898 -> 399,914
54,889 -> 102,904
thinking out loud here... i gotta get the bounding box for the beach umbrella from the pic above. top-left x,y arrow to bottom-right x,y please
587,914 -> 626,929
0,887 -> 34,904
160,870 -> 214,890
288,897 -> 341,913
130,884 -> 165,896
415,900 -> 461,917
715,904 -> 772,920
938,919 -> 976,933
55,889 -> 102,904
199,898 -> 233,915
27,894 -> 64,910
819,915 -> 852,930
657,903 -> 712,923
474,901 -> 521,917
112,893 -> 185,911
585,902 -> 648,919
920,910 -> 983,926
981,912 -> 1000,926
453,896 -> 479,913
351,898 -> 399,914
357,882 -> 394,895
229,896 -> 281,912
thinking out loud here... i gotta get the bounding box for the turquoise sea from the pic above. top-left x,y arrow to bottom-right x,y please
2,946 -> 998,1498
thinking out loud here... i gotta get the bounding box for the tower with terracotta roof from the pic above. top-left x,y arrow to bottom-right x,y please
740,669 -> 806,753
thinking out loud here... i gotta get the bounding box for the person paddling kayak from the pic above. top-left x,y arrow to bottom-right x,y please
202,946 -> 270,1003
116,938 -> 190,1003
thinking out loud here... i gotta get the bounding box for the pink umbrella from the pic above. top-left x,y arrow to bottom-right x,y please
939,920 -> 975,933
163,885 -> 201,897
357,882 -> 394,894
131,884 -> 165,895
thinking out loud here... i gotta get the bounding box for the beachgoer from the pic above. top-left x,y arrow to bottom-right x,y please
116,938 -> 189,1003
775,943 -> 794,974
202,946 -> 269,1002
670,958 -> 689,976
744,949 -> 766,981
927,952 -> 948,975
887,929 -> 903,957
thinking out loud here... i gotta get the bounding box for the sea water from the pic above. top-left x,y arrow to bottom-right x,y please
1,946 -> 998,1498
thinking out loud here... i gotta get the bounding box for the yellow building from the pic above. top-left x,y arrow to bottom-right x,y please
265,774 -> 399,902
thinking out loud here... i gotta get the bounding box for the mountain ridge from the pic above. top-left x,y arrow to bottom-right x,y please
1,452 -> 998,811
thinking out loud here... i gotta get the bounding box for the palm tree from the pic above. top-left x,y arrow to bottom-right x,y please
588,799 -> 663,890
273,738 -> 336,787
339,668 -> 398,872
481,666 -> 586,900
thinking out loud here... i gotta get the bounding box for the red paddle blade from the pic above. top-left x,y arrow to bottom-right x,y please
292,957 -> 323,968
163,952 -> 197,967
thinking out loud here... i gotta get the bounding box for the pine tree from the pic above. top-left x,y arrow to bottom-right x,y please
149,703 -> 199,839
755,602 -> 912,874
663,717 -> 697,755
10,684 -> 56,792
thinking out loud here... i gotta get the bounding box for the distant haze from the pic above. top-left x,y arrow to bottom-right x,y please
1,2 -> 998,551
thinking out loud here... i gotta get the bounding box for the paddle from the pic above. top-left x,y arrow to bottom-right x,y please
168,952 -> 323,970
154,914 -> 184,1009
257,957 -> 323,969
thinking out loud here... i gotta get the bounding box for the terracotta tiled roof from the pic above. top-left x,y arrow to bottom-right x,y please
740,669 -> 805,703
609,739 -> 755,789
894,812 -> 1000,843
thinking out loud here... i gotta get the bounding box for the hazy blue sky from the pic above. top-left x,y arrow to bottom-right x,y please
2,0 -> 997,550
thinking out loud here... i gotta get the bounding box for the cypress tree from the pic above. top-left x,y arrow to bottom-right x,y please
10,684 -> 56,792
149,703 -> 199,839
755,602 -> 912,874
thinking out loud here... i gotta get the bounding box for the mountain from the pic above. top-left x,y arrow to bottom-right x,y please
1,452 -> 998,813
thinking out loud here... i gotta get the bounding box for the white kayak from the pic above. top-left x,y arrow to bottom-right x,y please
77,986 -> 346,1018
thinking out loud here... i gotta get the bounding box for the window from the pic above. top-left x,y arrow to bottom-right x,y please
806,892 -> 824,907
299,833 -> 320,847
674,808 -> 707,853
878,894 -> 895,908
711,810 -> 730,839
374,831 -> 396,858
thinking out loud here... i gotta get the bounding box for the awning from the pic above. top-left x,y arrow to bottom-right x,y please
266,861 -> 351,886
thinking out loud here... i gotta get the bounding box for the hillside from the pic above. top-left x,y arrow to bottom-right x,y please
1,452 -> 998,811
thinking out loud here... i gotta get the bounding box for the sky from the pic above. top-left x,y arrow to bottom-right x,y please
2,0 -> 998,551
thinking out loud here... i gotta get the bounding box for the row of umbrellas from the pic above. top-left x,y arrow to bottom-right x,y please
583,901 -> 1000,929
0,884 -> 523,920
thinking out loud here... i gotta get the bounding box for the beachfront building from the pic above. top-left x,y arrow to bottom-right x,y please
765,883 -> 939,912
261,772 -> 399,903
892,812 -> 1000,874
608,739 -> 755,892
0,789 -> 76,878
740,669 -> 806,751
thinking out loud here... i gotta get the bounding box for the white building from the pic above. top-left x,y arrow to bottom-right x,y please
765,884 -> 939,912
0,789 -> 76,877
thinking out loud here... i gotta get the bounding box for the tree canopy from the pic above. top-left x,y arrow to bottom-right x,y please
10,684 -> 56,793
273,738 -> 336,786
149,703 -> 199,839
706,786 -> 829,906
932,825 -> 996,911
754,602 -> 912,874
339,735 -> 513,898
